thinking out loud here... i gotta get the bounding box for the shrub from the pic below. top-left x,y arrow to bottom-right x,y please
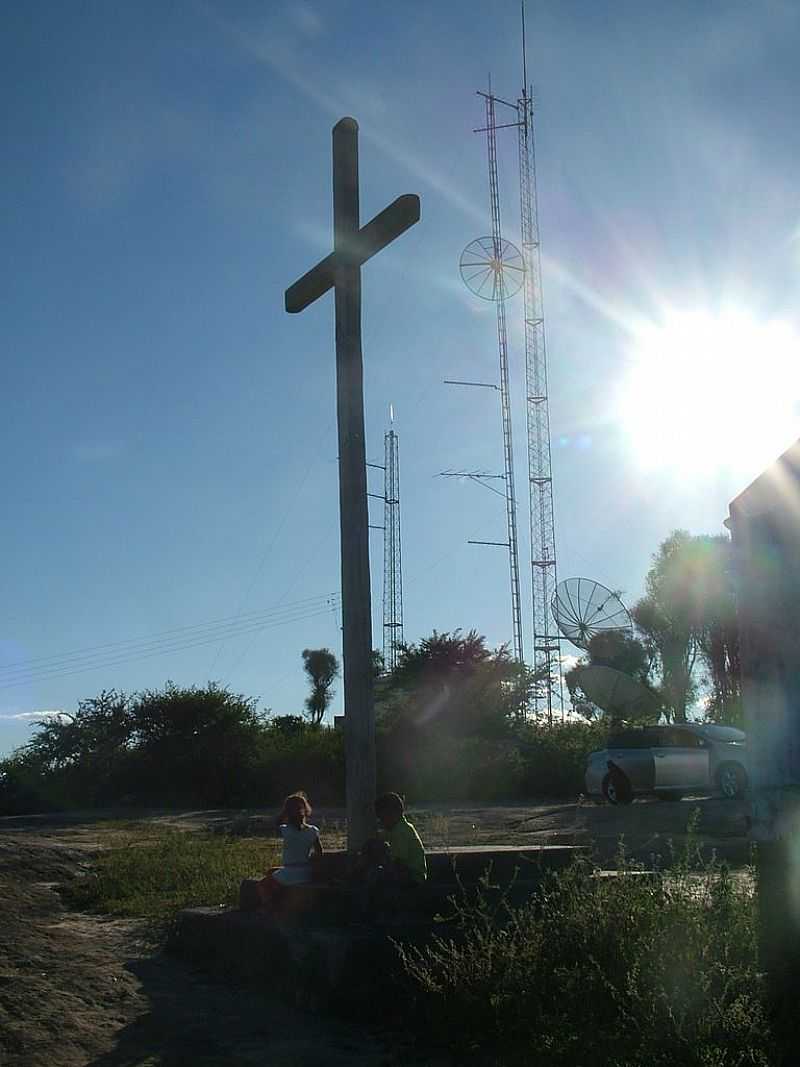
378,733 -> 524,802
516,720 -> 608,797
398,846 -> 772,1066
253,724 -> 345,806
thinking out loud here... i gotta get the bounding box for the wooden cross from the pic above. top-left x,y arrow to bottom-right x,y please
285,117 -> 420,851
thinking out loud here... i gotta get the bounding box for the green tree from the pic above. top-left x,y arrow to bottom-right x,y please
20,691 -> 136,804
632,531 -> 740,724
375,630 -> 547,800
301,648 -> 340,726
131,681 -> 265,804
381,629 -> 545,738
24,691 -> 133,770
692,536 -> 742,725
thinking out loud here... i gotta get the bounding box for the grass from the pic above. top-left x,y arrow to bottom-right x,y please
397,823 -> 773,1066
65,825 -> 279,924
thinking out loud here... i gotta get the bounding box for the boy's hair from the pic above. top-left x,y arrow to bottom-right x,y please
279,791 -> 312,822
375,791 -> 404,818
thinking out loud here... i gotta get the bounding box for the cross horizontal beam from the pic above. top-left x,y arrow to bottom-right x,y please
285,193 -> 420,314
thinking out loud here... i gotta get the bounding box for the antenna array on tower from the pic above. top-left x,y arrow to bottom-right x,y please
517,74 -> 563,721
382,427 -> 404,671
449,4 -> 563,718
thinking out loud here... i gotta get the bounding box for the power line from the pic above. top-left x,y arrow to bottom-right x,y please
0,605 -> 337,690
0,593 -> 337,673
0,596 -> 339,690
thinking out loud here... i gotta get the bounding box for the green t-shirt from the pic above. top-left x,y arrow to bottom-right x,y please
384,816 -> 427,883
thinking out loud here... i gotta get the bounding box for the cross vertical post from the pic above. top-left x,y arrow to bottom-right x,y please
333,119 -> 375,851
284,118 -> 420,851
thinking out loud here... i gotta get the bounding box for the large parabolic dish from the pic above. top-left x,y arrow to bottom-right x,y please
551,578 -> 632,650
570,665 -> 658,718
459,237 -> 525,301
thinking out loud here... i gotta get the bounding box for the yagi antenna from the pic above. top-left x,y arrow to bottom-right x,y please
521,0 -> 528,99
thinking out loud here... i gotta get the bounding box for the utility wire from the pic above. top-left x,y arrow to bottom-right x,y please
0,604 -> 337,691
0,593 -> 338,674
0,596 -> 339,689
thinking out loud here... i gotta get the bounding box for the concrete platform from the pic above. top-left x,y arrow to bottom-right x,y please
172,844 -> 584,1001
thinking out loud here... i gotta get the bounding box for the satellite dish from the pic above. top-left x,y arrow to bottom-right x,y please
570,665 -> 658,718
551,578 -> 632,650
460,237 -> 525,301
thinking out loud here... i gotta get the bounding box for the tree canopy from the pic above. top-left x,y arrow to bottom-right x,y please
632,530 -> 741,724
301,648 -> 340,726
378,629 -> 546,738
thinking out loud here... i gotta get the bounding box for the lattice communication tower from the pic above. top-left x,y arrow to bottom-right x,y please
382,427 -> 404,672
517,15 -> 562,721
457,90 -> 525,664
466,10 -> 562,718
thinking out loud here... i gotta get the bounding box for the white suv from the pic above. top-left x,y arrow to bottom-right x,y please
585,724 -> 748,804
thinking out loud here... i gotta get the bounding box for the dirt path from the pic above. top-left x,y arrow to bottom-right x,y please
0,823 -> 406,1067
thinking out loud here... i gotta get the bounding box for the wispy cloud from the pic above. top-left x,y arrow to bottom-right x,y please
287,2 -> 323,37
0,709 -> 70,722
205,3 -> 484,226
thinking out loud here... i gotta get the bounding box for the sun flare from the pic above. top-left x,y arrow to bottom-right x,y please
617,309 -> 800,479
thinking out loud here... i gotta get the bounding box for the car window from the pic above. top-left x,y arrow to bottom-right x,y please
607,729 -> 649,749
655,728 -> 706,748
680,729 -> 708,747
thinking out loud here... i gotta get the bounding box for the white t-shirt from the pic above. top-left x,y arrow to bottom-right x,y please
272,823 -> 320,886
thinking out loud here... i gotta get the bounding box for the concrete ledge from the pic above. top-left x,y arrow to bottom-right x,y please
425,844 -> 584,884
173,844 -> 588,999
310,843 -> 584,885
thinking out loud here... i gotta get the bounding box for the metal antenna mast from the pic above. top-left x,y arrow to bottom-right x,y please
459,87 -> 525,664
382,418 -> 403,671
517,4 -> 563,721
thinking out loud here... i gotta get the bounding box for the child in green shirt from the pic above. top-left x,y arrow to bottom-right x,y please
375,792 -> 427,885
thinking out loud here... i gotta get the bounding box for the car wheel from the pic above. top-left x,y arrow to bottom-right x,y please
602,770 -> 633,805
657,791 -> 683,802
717,762 -> 747,800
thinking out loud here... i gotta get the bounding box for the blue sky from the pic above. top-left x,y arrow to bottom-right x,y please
2,1 -> 799,755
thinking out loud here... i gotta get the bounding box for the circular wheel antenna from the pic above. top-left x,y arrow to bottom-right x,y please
460,237 -> 524,301
551,578 -> 633,650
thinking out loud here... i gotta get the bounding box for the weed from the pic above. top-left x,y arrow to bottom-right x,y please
64,827 -> 279,927
397,823 -> 772,1066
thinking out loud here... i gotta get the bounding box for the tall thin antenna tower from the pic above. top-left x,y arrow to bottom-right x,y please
456,88 -> 525,664
382,417 -> 404,671
517,3 -> 563,721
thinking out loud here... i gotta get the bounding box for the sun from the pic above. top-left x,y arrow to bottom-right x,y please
616,309 -> 800,479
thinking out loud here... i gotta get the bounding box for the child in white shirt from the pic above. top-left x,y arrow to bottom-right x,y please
273,791 -> 322,884
259,792 -> 322,906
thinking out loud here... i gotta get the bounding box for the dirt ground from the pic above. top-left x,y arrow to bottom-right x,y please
0,796 -> 750,1066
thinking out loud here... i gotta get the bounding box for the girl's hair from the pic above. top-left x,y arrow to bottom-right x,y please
278,791 -> 312,824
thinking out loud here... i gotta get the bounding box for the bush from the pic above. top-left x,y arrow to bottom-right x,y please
378,733 -> 524,802
253,724 -> 345,806
516,720 -> 608,797
397,844 -> 772,1066
0,758 -> 55,815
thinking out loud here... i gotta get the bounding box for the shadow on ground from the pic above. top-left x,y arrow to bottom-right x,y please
85,950 -> 396,1067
